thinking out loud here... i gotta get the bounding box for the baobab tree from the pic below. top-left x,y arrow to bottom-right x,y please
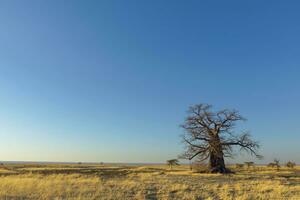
180,104 -> 261,173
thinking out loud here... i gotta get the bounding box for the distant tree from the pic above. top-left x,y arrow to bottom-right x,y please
268,159 -> 280,170
286,161 -> 296,169
167,159 -> 180,169
267,163 -> 275,168
244,162 -> 255,169
273,159 -> 280,170
180,104 -> 261,173
236,164 -> 244,169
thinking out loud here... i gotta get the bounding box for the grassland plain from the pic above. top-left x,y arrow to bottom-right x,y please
0,164 -> 299,200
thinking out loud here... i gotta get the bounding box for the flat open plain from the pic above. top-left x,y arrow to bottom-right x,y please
0,164 -> 299,200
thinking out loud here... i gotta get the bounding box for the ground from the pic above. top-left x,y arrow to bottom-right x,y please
0,164 -> 299,200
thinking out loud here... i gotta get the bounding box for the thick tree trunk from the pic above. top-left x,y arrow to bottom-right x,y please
209,151 -> 228,173
208,137 -> 229,173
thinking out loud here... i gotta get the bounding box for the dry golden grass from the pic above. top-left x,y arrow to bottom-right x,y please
0,164 -> 299,199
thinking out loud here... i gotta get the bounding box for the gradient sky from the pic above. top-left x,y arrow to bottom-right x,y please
0,0 -> 299,164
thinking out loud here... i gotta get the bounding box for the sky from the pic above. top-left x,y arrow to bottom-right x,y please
0,0 -> 299,164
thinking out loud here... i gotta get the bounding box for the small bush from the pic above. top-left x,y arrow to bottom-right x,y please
244,162 -> 255,169
236,164 -> 244,169
268,159 -> 280,170
286,161 -> 296,169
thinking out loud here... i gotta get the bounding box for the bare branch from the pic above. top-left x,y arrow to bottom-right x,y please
222,133 -> 262,158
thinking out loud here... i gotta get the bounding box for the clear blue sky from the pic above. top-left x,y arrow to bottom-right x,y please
0,0 -> 299,164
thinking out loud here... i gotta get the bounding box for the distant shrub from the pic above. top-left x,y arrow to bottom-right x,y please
267,163 -> 275,167
244,162 -> 255,169
268,159 -> 280,170
274,159 -> 280,170
286,161 -> 296,169
236,164 -> 244,169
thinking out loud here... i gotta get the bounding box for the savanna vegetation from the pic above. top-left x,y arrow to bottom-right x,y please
0,163 -> 299,200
